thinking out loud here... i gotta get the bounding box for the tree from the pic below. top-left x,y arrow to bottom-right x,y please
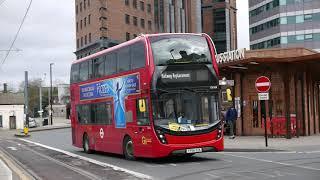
19,78 -> 58,117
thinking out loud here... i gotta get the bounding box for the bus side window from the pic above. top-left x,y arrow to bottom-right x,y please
131,41 -> 146,69
136,98 -> 150,126
71,63 -> 79,83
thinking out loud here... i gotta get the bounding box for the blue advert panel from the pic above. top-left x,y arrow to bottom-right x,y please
79,74 -> 140,128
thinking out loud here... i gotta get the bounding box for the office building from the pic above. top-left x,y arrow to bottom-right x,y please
249,0 -> 320,51
75,0 -> 201,59
202,0 -> 238,53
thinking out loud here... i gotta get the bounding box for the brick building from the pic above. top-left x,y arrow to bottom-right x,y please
219,48 -> 320,137
75,0 -> 202,59
202,0 -> 237,54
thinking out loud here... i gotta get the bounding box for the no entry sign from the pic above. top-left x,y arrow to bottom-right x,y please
255,76 -> 271,93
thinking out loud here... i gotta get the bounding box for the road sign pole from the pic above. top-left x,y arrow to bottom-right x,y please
262,100 -> 268,147
256,76 -> 271,148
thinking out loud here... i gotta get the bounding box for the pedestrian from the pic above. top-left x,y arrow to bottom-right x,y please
226,106 -> 237,139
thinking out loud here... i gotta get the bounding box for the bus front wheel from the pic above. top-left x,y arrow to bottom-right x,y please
83,134 -> 92,154
123,136 -> 135,160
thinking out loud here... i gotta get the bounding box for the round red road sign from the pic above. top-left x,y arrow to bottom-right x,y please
255,76 -> 271,93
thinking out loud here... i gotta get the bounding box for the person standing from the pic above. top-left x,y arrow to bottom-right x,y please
226,106 -> 238,139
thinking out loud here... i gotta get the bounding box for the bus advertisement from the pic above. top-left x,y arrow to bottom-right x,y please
70,33 -> 223,160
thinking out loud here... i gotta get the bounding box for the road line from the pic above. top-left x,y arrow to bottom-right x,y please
205,173 -> 220,179
250,171 -> 276,178
19,139 -> 152,179
223,153 -> 320,171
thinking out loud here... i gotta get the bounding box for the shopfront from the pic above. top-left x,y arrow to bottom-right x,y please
219,48 -> 320,137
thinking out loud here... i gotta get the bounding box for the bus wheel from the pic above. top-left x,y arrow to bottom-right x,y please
123,137 -> 135,160
83,134 -> 92,154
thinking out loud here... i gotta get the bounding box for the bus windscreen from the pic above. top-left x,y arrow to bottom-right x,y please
150,35 -> 212,66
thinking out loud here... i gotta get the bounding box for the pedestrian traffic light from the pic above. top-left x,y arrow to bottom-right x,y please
226,88 -> 232,102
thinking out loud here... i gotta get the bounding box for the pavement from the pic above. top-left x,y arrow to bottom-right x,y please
224,134 -> 320,152
0,159 -> 12,180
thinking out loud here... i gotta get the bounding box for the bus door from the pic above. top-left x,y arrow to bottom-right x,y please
133,97 -> 153,155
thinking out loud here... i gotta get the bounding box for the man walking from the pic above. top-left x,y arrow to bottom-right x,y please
226,106 -> 237,139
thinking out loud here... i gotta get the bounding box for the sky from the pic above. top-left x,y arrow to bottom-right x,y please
0,0 -> 249,91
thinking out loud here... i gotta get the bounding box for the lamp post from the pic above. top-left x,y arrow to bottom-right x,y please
50,63 -> 54,125
39,73 -> 46,118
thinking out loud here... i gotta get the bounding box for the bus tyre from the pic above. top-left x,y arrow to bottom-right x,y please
83,134 -> 92,154
123,137 -> 135,160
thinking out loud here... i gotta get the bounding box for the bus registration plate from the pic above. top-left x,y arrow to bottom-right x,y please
186,148 -> 202,153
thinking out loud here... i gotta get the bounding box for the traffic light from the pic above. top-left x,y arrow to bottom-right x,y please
226,88 -> 232,102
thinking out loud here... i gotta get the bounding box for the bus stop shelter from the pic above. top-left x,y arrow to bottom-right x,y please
219,48 -> 320,138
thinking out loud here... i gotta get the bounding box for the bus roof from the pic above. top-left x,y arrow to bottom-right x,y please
72,33 -> 205,65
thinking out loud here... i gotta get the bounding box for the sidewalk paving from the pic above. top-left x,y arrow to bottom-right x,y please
0,159 -> 12,180
224,135 -> 320,152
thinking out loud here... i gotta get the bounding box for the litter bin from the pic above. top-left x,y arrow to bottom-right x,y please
43,118 -> 48,126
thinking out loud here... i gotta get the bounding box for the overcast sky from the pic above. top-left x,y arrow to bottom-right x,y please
0,0 -> 249,91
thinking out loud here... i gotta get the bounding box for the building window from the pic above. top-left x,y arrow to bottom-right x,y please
126,32 -> 130,41
80,20 -> 83,29
296,15 -> 304,23
148,20 -> 152,30
76,22 -> 78,32
85,35 -> 87,45
305,34 -> 313,40
84,17 -> 87,27
133,0 -> 137,8
147,4 -> 151,13
81,37 -> 83,47
84,0 -> 86,9
88,14 -> 91,24
281,36 -> 288,44
125,0 -> 129,6
304,14 -> 312,21
89,33 -> 92,43
140,1 -> 144,11
76,5 -> 78,14
133,16 -> 138,26
296,34 -> 304,41
77,39 -> 79,48
80,2 -> 82,12
88,0 -> 90,7
125,14 -> 130,24
280,17 -> 287,24
141,18 -> 145,28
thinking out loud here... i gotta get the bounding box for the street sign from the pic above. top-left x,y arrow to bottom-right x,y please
258,93 -> 269,100
255,76 -> 271,93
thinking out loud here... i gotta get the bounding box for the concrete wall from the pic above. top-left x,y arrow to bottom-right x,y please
0,105 -> 24,129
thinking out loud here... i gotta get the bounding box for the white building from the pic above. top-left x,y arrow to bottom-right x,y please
0,93 -> 24,129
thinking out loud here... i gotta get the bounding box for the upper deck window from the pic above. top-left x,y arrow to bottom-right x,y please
150,35 -> 212,66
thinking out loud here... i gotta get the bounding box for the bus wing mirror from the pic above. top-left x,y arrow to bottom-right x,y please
138,99 -> 146,112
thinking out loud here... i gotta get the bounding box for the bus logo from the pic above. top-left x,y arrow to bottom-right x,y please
142,136 -> 152,145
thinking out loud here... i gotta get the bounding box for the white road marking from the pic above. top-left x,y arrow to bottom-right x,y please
169,163 -> 177,166
206,173 -> 220,179
223,153 -> 320,171
19,139 -> 152,179
250,171 -> 276,178
227,172 -> 253,179
7,147 -> 17,151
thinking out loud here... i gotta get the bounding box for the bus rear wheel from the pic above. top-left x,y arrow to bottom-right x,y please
83,134 -> 92,154
123,137 -> 135,160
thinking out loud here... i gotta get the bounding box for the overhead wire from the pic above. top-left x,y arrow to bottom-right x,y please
0,0 -> 33,66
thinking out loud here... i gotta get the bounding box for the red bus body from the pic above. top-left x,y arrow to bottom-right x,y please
70,33 -> 223,158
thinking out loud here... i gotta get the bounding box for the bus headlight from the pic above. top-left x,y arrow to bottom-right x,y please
156,129 -> 167,144
216,123 -> 223,139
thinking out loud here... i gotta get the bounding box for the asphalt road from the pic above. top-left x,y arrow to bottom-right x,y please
17,129 -> 320,179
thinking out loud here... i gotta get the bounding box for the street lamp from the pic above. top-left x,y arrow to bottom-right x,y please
50,63 -> 54,125
39,73 -> 46,118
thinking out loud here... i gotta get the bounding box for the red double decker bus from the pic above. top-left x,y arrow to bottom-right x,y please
70,33 -> 223,160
